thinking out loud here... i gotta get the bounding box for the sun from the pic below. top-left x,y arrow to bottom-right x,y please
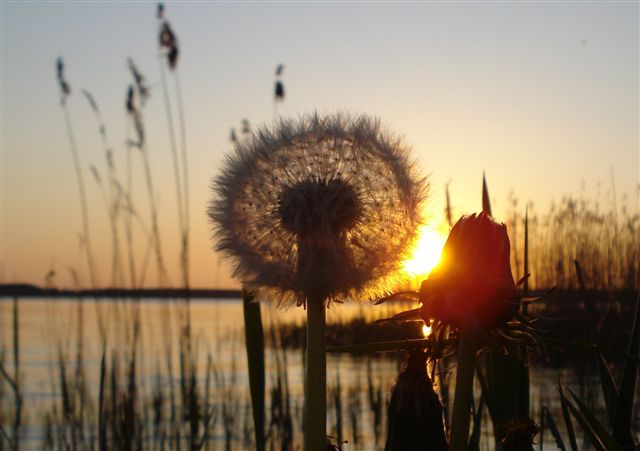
403,224 -> 447,279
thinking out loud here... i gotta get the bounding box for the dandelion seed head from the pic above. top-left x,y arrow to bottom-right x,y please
278,178 -> 361,236
209,113 -> 427,307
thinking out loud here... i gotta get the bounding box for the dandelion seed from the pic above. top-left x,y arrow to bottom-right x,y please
209,113 -> 426,306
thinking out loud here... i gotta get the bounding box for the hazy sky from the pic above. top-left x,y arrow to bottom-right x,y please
1,1 -> 638,289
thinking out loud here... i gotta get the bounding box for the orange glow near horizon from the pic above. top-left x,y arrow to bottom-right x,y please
403,224 -> 447,280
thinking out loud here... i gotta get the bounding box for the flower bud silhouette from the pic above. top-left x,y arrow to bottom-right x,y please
385,351 -> 447,451
420,212 -> 516,329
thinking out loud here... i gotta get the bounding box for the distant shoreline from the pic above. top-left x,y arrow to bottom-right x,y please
0,284 -> 242,299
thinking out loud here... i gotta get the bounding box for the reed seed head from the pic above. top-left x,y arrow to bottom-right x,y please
56,57 -> 71,102
159,21 -> 179,70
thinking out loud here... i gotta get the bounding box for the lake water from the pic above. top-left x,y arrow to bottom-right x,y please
0,297 -> 623,450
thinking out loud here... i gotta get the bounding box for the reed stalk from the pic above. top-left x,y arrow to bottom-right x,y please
61,100 -> 98,288
157,10 -> 190,293
11,297 -> 22,449
83,90 -> 124,287
140,145 -> 169,286
173,71 -> 190,292
124,125 -> 137,288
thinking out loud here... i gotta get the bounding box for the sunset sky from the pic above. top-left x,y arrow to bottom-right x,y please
1,1 -> 638,289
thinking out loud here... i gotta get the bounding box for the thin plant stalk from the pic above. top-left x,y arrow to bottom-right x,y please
140,145 -> 169,286
83,90 -> 124,287
523,207 -> 529,306
124,124 -> 137,289
449,328 -> 481,451
12,297 -> 21,449
157,32 -> 187,291
61,102 -> 98,288
126,78 -> 168,287
173,71 -> 190,291
304,297 -> 326,451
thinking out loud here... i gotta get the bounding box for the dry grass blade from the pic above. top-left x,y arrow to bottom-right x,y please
566,388 -> 621,451
596,352 -> 618,426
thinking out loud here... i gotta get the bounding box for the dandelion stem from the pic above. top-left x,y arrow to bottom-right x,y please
449,328 -> 482,451
304,297 -> 326,451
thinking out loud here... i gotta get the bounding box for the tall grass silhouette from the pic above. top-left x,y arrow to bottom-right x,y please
157,4 -> 190,293
82,89 -> 125,288
55,58 -> 99,288
125,73 -> 169,287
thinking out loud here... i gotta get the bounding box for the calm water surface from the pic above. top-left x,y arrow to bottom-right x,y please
0,297 -> 616,449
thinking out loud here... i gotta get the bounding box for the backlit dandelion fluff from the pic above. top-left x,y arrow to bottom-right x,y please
209,113 -> 426,307
209,113 -> 425,451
